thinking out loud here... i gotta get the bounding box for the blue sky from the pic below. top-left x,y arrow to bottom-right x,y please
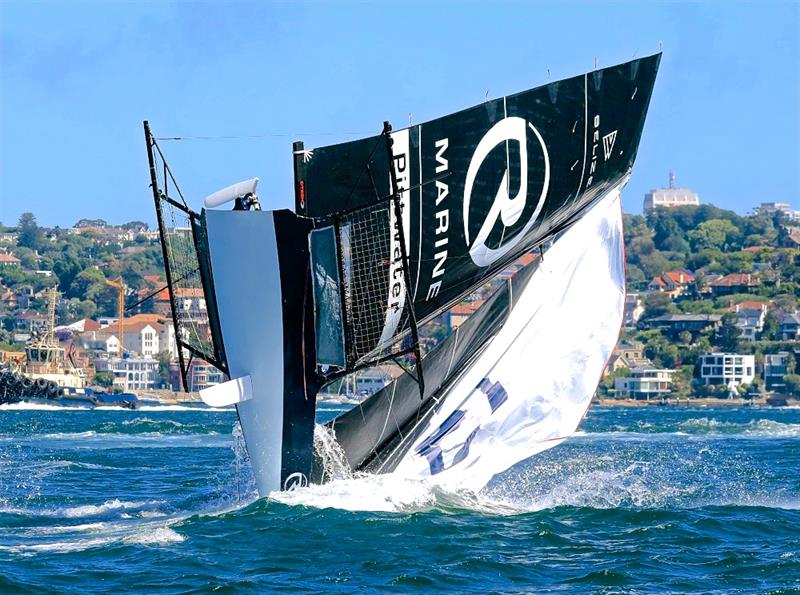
1,1 -> 798,228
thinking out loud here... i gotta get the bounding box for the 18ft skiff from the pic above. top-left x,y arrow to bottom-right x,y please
145,54 -> 660,496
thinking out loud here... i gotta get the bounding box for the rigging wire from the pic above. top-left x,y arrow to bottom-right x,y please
155,131 -> 376,141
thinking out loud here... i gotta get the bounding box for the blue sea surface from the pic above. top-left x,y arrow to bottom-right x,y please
0,402 -> 798,593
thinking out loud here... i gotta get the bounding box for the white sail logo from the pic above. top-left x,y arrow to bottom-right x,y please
463,117 -> 550,267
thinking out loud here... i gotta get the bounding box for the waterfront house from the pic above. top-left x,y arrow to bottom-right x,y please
607,342 -> 652,374
764,352 -> 792,393
699,353 -> 756,387
94,356 -> 159,392
614,368 -> 674,400
169,359 -> 226,392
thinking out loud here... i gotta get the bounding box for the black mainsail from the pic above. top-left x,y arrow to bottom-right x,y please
148,53 -> 660,496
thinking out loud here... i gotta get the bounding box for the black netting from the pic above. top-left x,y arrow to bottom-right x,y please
150,138 -> 220,368
339,203 -> 410,364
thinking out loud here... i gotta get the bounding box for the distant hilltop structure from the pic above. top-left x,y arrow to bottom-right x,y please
751,201 -> 800,221
643,171 -> 700,212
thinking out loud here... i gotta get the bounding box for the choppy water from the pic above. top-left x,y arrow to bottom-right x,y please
1,402 -> 798,593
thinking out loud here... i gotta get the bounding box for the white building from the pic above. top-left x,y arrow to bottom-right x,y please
752,202 -> 799,221
643,171 -> 700,211
699,353 -> 756,387
115,314 -> 177,358
94,356 -> 159,392
79,330 -> 120,355
732,303 -> 768,342
614,368 -> 674,400
623,293 -> 645,327
123,322 -> 160,357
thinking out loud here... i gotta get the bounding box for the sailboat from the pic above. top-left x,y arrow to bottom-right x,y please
145,53 -> 661,496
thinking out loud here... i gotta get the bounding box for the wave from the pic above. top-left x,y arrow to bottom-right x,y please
0,402 -> 91,411
0,499 -> 165,519
137,405 -> 233,412
121,526 -> 184,545
0,522 -> 183,555
675,417 -> 800,437
581,417 -> 800,438
0,402 -> 233,412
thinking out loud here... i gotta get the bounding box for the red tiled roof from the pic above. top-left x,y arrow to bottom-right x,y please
709,273 -> 760,287
663,270 -> 694,284
731,300 -> 770,312
143,274 -> 163,285
0,253 -> 21,263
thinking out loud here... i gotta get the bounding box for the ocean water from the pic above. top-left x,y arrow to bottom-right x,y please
1,402 -> 798,593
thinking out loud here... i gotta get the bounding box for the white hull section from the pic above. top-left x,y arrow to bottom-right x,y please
391,187 -> 626,492
205,211 -> 286,496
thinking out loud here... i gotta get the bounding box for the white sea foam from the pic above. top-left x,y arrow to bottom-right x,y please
0,499 -> 165,519
61,499 -> 163,518
270,474 -> 437,513
0,537 -> 116,554
0,402 -> 91,411
0,402 -> 232,412
137,405 -> 232,412
1,521 -> 184,554
122,526 -> 185,545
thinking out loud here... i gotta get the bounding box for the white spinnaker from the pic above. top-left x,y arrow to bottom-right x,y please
392,187 -> 625,493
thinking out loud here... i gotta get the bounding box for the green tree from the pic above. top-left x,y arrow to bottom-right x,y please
13,246 -> 38,270
714,314 -> 741,352
643,292 -> 674,319
121,221 -> 149,230
17,212 -> 43,251
157,350 -> 172,389
69,268 -> 107,298
783,374 -> 800,397
761,312 -> 778,341
671,365 -> 694,398
687,219 -> 741,252
94,371 -> 114,388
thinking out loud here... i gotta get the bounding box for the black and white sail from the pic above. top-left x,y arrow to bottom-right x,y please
295,54 -> 659,367
147,53 -> 660,497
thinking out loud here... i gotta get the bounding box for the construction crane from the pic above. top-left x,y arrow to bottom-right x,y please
105,277 -> 126,354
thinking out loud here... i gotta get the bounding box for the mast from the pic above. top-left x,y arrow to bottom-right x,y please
144,120 -> 189,390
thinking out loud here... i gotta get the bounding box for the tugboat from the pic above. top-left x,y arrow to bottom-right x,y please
0,288 -> 86,405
